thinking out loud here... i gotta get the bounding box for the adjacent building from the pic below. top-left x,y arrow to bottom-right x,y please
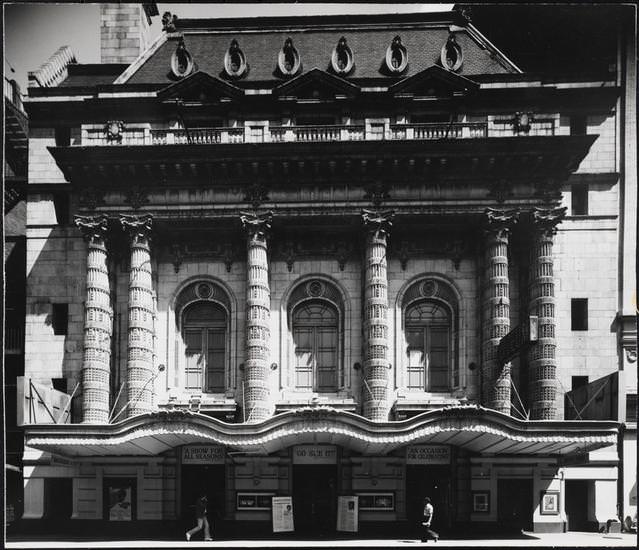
12,3 -> 636,538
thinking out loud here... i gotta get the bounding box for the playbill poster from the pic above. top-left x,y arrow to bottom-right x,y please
337,496 -> 359,532
272,496 -> 294,532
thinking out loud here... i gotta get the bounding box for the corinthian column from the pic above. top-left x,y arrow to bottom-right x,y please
240,211 -> 273,423
75,215 -> 112,424
528,207 -> 565,420
361,209 -> 394,421
120,214 -> 155,418
482,208 -> 518,415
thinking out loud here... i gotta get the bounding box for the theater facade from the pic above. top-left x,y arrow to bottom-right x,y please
17,4 -> 636,537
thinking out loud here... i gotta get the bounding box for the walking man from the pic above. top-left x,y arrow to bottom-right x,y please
421,497 -> 439,543
186,493 -> 212,541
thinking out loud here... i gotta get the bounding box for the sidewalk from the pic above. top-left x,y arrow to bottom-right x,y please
5,532 -> 637,549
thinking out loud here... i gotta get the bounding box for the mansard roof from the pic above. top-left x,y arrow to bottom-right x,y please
118,12 -> 519,86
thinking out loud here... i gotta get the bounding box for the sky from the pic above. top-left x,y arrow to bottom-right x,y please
3,3 -> 454,93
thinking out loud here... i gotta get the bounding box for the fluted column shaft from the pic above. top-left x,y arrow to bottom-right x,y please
121,215 -> 155,418
241,212 -> 273,423
481,209 -> 518,415
75,215 -> 112,424
361,209 -> 393,421
528,207 -> 565,420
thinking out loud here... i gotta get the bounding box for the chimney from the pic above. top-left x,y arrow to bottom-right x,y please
100,3 -> 159,64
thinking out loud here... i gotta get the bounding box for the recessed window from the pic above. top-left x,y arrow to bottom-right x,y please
292,301 -> 338,392
626,394 -> 637,423
170,38 -> 194,79
570,299 -> 588,331
183,302 -> 227,393
52,303 -> 69,335
52,377 -> 67,392
385,35 -> 408,74
571,185 -> 588,216
570,115 -> 587,135
405,301 -> 451,392
278,37 -> 301,77
55,127 -> 71,146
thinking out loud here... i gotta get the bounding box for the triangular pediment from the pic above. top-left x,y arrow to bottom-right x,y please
388,65 -> 479,98
157,71 -> 244,103
273,67 -> 360,100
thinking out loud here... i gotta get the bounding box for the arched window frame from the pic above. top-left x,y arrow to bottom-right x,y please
168,277 -> 237,395
394,275 -> 464,395
280,276 -> 349,396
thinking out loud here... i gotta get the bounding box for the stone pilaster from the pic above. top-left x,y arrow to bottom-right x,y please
240,211 -> 273,423
361,209 -> 394,421
120,214 -> 155,418
482,208 -> 518,415
528,207 -> 565,420
75,215 -> 112,424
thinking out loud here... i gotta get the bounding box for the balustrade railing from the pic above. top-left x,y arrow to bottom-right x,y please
79,120 -> 564,146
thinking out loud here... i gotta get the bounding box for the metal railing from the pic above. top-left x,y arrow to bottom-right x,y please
79,120 -> 565,146
4,77 -> 24,112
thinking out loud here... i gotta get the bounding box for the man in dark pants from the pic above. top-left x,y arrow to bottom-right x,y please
421,497 -> 439,543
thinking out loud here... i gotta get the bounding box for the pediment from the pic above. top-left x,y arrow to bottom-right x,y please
388,65 -> 479,99
157,71 -> 244,103
273,67 -> 360,101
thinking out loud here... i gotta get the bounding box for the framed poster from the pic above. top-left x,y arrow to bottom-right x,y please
540,491 -> 560,515
472,491 -> 490,513
236,492 -> 275,510
104,478 -> 136,521
337,496 -> 358,532
356,492 -> 395,511
272,496 -> 294,532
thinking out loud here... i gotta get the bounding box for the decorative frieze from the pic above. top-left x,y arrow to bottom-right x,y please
361,209 -> 394,421
241,211 -> 274,423
75,214 -> 112,424
528,206 -> 565,420
120,214 -> 155,418
482,208 -> 519,415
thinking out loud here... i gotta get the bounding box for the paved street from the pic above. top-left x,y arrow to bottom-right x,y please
5,532 -> 637,548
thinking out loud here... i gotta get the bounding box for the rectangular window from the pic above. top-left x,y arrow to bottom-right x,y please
570,116 -> 587,135
571,185 -> 588,216
571,299 -> 588,331
52,304 -> 69,335
626,394 -> 637,423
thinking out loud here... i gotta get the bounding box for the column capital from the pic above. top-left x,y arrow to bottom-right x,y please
74,214 -> 109,244
362,209 -> 394,238
531,206 -> 567,236
120,214 -> 153,242
240,211 -> 273,241
484,207 -> 519,229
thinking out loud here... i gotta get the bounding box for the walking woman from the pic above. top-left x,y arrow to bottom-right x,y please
421,497 -> 439,543
186,494 -> 212,541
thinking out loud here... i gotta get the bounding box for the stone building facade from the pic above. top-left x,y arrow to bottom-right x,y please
14,3 -> 636,537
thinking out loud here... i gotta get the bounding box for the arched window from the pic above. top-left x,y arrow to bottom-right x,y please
405,301 -> 451,392
399,277 -> 460,393
173,279 -> 232,394
292,301 -> 338,391
182,302 -> 227,393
